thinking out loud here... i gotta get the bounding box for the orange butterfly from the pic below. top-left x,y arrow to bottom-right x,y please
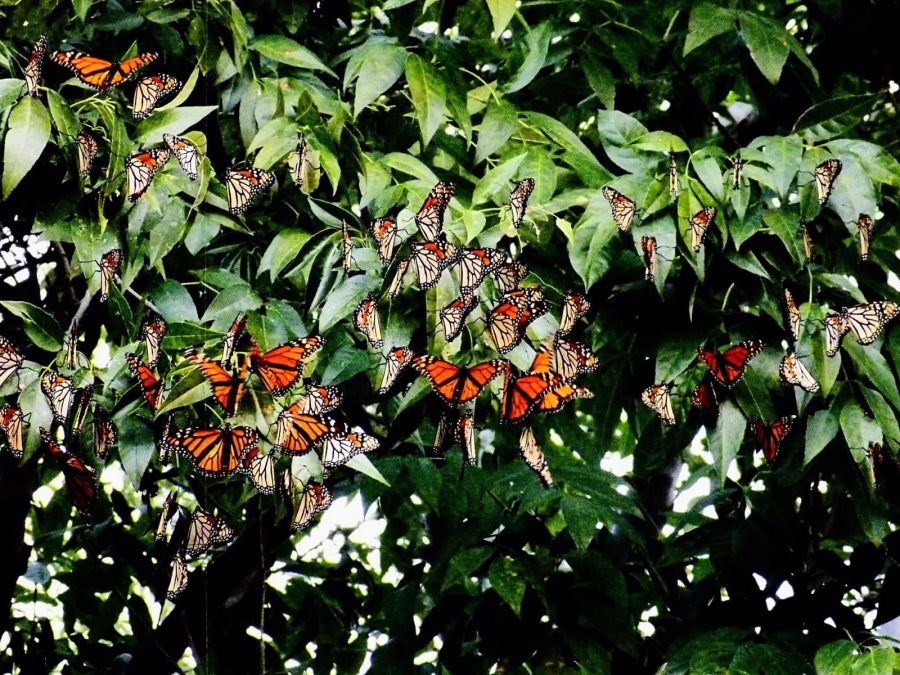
409,235 -> 458,290
319,420 -> 379,469
455,247 -> 505,295
353,294 -> 383,349
493,261 -> 527,294
501,371 -> 560,424
439,294 -> 478,342
126,148 -> 171,202
92,404 -> 117,460
221,312 -> 247,367
415,182 -> 454,240
98,248 -> 122,303
0,404 -> 26,459
250,336 -> 324,397
141,313 -> 167,369
748,416 -> 793,462
273,405 -> 331,456
557,291 -> 590,336
126,353 -> 164,411
689,206 -> 716,252
294,383 -> 343,415
519,426 -> 552,486
51,49 -> 157,92
24,35 -> 47,97
487,288 -> 548,354
369,217 -> 399,265
41,428 -> 97,519
412,356 -> 509,407
184,348 -> 247,417
380,346 -> 414,395
291,481 -> 332,532
0,335 -> 23,389
697,341 -> 762,389
602,186 -> 637,231
164,424 -> 258,477
509,178 -> 535,229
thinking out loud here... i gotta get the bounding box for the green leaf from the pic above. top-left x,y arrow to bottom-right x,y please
320,341 -> 372,384
150,279 -> 199,322
161,321 -> 222,350
485,0 -> 517,37
136,106 -> 217,144
814,640 -> 857,675
740,12 -> 790,85
805,409 -> 839,466
793,94 -> 879,133
569,194 -> 617,289
628,131 -> 689,153
850,648 -> 894,675
472,152 -> 526,205
344,455 -> 389,485
46,90 -> 80,142
116,414 -> 156,484
840,400 -> 883,461
382,153 -> 439,184
199,284 -> 263,324
2,97 -> 51,198
184,212 -> 221,255
405,55 -> 447,147
259,229 -> 313,282
561,494 -> 600,551
746,135 -> 803,199
0,80 -> 25,111
155,368 -> 211,414
475,98 -> 519,164
319,275 -> 381,332
442,547 -> 494,591
252,35 -> 336,77
0,301 -> 63,351
861,388 -> 900,444
524,111 -> 610,186
158,67 -> 200,112
684,3 -> 737,55
353,43 -> 407,119
582,54 -> 615,110
506,22 -> 552,93
709,400 -> 746,481
845,339 -> 900,411
488,556 -> 526,615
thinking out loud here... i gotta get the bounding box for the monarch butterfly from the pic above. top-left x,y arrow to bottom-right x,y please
536,379 -> 592,415
155,490 -> 178,542
158,415 -> 175,464
76,128 -> 98,177
341,221 -> 354,274
92,404 -> 117,460
287,139 -> 314,188
165,424 -> 258,477
814,159 -> 842,205
132,74 -> 181,120
41,427 -> 97,519
185,508 -> 234,557
291,481 -> 332,532
369,217 -> 399,265
126,148 -> 171,202
668,153 -> 680,197
51,50 -> 158,92
822,313 -> 848,357
226,167 -> 275,214
487,288 -> 548,355
641,382 -> 675,425
519,426 -> 552,487
841,303 -> 885,345
779,351 -> 819,393
273,405 -> 331,456
184,348 -> 247,417
125,353 -> 165,411
242,448 -> 276,495
0,404 -> 26,459
800,220 -> 814,261
379,346 -> 414,395
141,314 -> 167,370
456,411 -> 476,466
319,420 -> 379,469
70,384 -> 94,434
388,257 -> 410,299
501,372 -> 560,424
98,248 -> 122,303
409,235 -> 459,291
412,355 -> 509,407
784,288 -> 801,342
64,322 -> 79,370
698,340 -> 762,388
726,156 -> 746,190
415,182 -> 454,240
163,133 -> 199,181
640,236 -> 658,281
221,312 -> 247,367
41,371 -> 75,423
493,261 -> 528,294
558,291 -> 590,337
24,35 -> 47,97
250,336 -> 324,397
279,468 -> 295,503
0,336 -> 23,390
602,186 -> 637,232
748,416 -> 793,462
691,376 -> 719,423
689,206 -> 716,252
439,294 -> 478,342
354,294 -> 383,349
553,337 -> 598,381
456,247 -> 506,295
167,551 -> 188,600
857,214 -> 874,261
294,383 -> 343,415
877,300 -> 900,324
509,178 -> 535,229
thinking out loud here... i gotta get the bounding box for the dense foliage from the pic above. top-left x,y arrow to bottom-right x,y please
2,0 -> 900,673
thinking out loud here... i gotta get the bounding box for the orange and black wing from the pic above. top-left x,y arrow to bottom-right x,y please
226,167 -> 275,214
749,416 -> 793,462
0,404 -> 25,459
41,371 -> 75,422
125,353 -> 164,411
0,335 -> 23,388
697,340 -> 762,388
51,50 -> 157,91
24,35 -> 47,97
501,372 -> 558,424
689,207 -> 716,252
412,355 -> 507,407
353,294 -> 383,349
558,291 -> 591,336
98,248 -> 122,302
221,312 -> 247,367
493,261 -> 527,294
251,336 -> 324,396
409,236 -> 458,290
92,404 -> 117,460
184,348 -> 245,416
379,346 -> 413,395
126,148 -> 171,202
132,73 -> 180,120
439,294 -> 478,343
142,313 -> 167,369
369,217 -> 399,265
291,481 -> 332,532
509,178 -> 535,229
456,247 -> 505,295
273,407 -> 331,455
814,159 -> 841,205
167,424 -> 257,476
75,128 -> 98,177
415,182 -> 454,240
163,133 -> 199,180
691,376 -> 719,424
601,186 -> 637,231
42,428 -> 97,518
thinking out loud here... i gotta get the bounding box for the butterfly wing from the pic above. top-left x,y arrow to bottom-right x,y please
602,186 -> 636,231
42,428 -> 97,518
167,552 -> 189,600
0,404 -> 25,459
251,336 -> 324,397
822,313 -> 847,357
297,383 -> 343,415
291,481 -> 332,532
92,405 -> 117,460
41,371 -> 75,422
641,236 -> 657,281
133,74 -> 180,120
168,425 -> 256,476
319,422 -> 379,469
353,294 -> 383,349
369,217 -> 399,265
126,148 -> 171,202
226,167 -> 275,214
142,314 -> 167,369
558,291 -> 590,336
784,288 -> 801,341
815,159 -> 841,205
691,377 -> 719,423
273,407 -> 331,455
509,178 -> 535,228
415,182 -> 454,240
439,294 -> 478,342
24,35 -> 47,97
75,129 -> 98,177
163,133 -> 199,180
99,248 -> 122,303
0,336 -> 22,389
493,261 -> 528,294
779,352 -> 820,393
409,237 -> 457,290
379,347 -> 413,395
501,373 -> 556,424
52,51 -> 157,91
243,449 -> 276,495
221,312 -> 247,367
456,247 -> 505,295
698,340 -> 762,388
843,303 -> 884,345
341,221 -> 354,274
184,349 -> 245,416
519,426 -> 552,486
690,207 -> 715,252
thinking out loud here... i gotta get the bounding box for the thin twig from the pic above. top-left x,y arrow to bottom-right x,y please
126,287 -> 162,314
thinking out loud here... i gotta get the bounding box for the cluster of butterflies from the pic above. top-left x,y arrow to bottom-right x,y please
20,36 -> 304,214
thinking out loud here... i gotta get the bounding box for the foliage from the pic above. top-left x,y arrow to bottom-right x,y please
0,0 -> 899,673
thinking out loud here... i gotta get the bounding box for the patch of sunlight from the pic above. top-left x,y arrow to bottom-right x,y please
414,650 -> 438,665
673,477 -> 710,514
775,581 -> 794,599
600,451 -> 632,476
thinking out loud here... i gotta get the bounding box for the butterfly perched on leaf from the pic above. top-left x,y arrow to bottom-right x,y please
641,382 -> 675,425
163,133 -> 199,181
668,153 -> 680,197
822,313 -> 847,357
221,312 -> 247,367
294,383 -> 343,415
487,288 -> 548,355
226,167 -> 275,214
779,351 -> 819,393
388,257 -> 410,299
455,247 -> 505,295
509,178 -> 534,229
379,346 -> 414,395
164,424 -> 258,477
75,129 -> 98,177
0,404 -> 26,459
273,406 -> 331,456
41,427 -> 97,519
185,507 -> 234,557
749,416 -> 793,462
51,49 -> 157,92
98,248 -> 122,303
841,302 -> 885,346
0,336 -> 23,390
697,340 -> 762,388
155,490 -> 178,542
63,322 -> 79,371
492,261 -> 528,294
132,73 -> 181,120
287,139 -> 314,189
126,148 -> 170,202
92,405 -> 117,460
412,356 -> 509,407
726,156 -> 746,190
41,371 -> 75,423
24,35 -> 47,97
369,217 -> 399,265
501,371 -> 560,424
409,235 -> 459,290
601,186 -> 637,232
141,313 -> 167,369
291,481 -> 332,532
341,221 -> 354,274
689,206 -> 716,252
800,220 -> 814,261
319,419 -> 379,469
857,213 -> 874,261
439,294 -> 478,343
183,348 -> 247,417
69,384 -> 94,434
552,337 -> 598,381
353,294 -> 383,350
415,182 -> 454,240
641,237 -> 657,282
250,336 -> 324,397
558,291 -> 590,337
814,158 -> 841,205
784,288 -> 801,342
519,426 -> 552,486
125,353 -> 164,411
242,448 -> 276,495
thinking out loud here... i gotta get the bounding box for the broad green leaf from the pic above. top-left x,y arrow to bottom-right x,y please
845,339 -> 900,411
582,54 -> 615,110
405,54 -> 447,147
319,275 -> 381,332
569,194 -> 616,289
199,284 -> 263,323
849,648 -> 894,675
0,80 -> 25,111
814,641 -> 857,675
252,35 -> 336,77
488,556 -> 526,615
684,3 -> 738,56
562,494 -> 600,551
158,67 -> 200,111
861,388 -> 900,443
117,414 -> 156,484
485,0 -> 516,37
161,321 -> 222,350
2,97 -> 51,198
475,98 -> 519,164
525,111 -> 610,186
805,409 -> 839,466
709,400 -> 746,481
154,368 -> 211,414
18,377 -> 53,459
305,127 -> 341,194
740,13 -> 790,85
382,153 -> 439,183
629,131 -> 689,153
259,229 -> 313,282
793,94 -> 879,133
184,212 -> 221,255
472,152 -> 526,205
320,342 -> 372,384
137,106 -> 217,143
353,43 -> 407,118
442,547 -> 494,591
46,90 -> 80,142
150,280 -> 199,322
0,301 -> 63,351
506,22 -> 552,93
747,135 -> 803,199
840,400 -> 883,461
